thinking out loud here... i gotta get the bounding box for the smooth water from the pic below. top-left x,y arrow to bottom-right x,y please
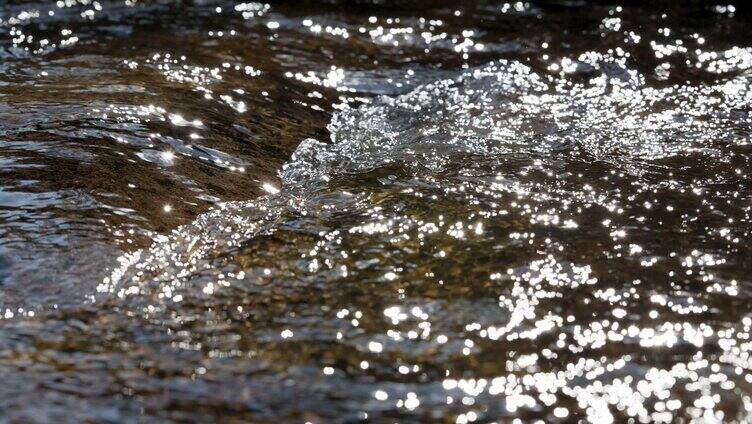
2,1 -> 752,422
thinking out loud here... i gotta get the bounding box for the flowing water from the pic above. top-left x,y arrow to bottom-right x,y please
2,1 -> 752,422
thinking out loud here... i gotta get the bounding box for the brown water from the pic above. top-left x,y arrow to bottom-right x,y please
2,1 -> 752,422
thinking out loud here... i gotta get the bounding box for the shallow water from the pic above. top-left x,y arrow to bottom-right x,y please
2,1 -> 752,422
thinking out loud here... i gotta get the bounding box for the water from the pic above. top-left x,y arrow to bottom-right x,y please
2,1 -> 752,422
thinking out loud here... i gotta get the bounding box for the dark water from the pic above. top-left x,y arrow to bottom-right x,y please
2,1 -> 752,422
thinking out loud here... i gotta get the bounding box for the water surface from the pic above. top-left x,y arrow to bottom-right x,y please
2,1 -> 752,422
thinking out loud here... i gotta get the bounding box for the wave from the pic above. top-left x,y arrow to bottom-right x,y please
5,58 -> 752,422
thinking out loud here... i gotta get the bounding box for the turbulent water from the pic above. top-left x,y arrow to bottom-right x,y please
3,1 -> 752,422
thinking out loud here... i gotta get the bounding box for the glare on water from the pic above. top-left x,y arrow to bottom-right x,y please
1,1 -> 752,422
